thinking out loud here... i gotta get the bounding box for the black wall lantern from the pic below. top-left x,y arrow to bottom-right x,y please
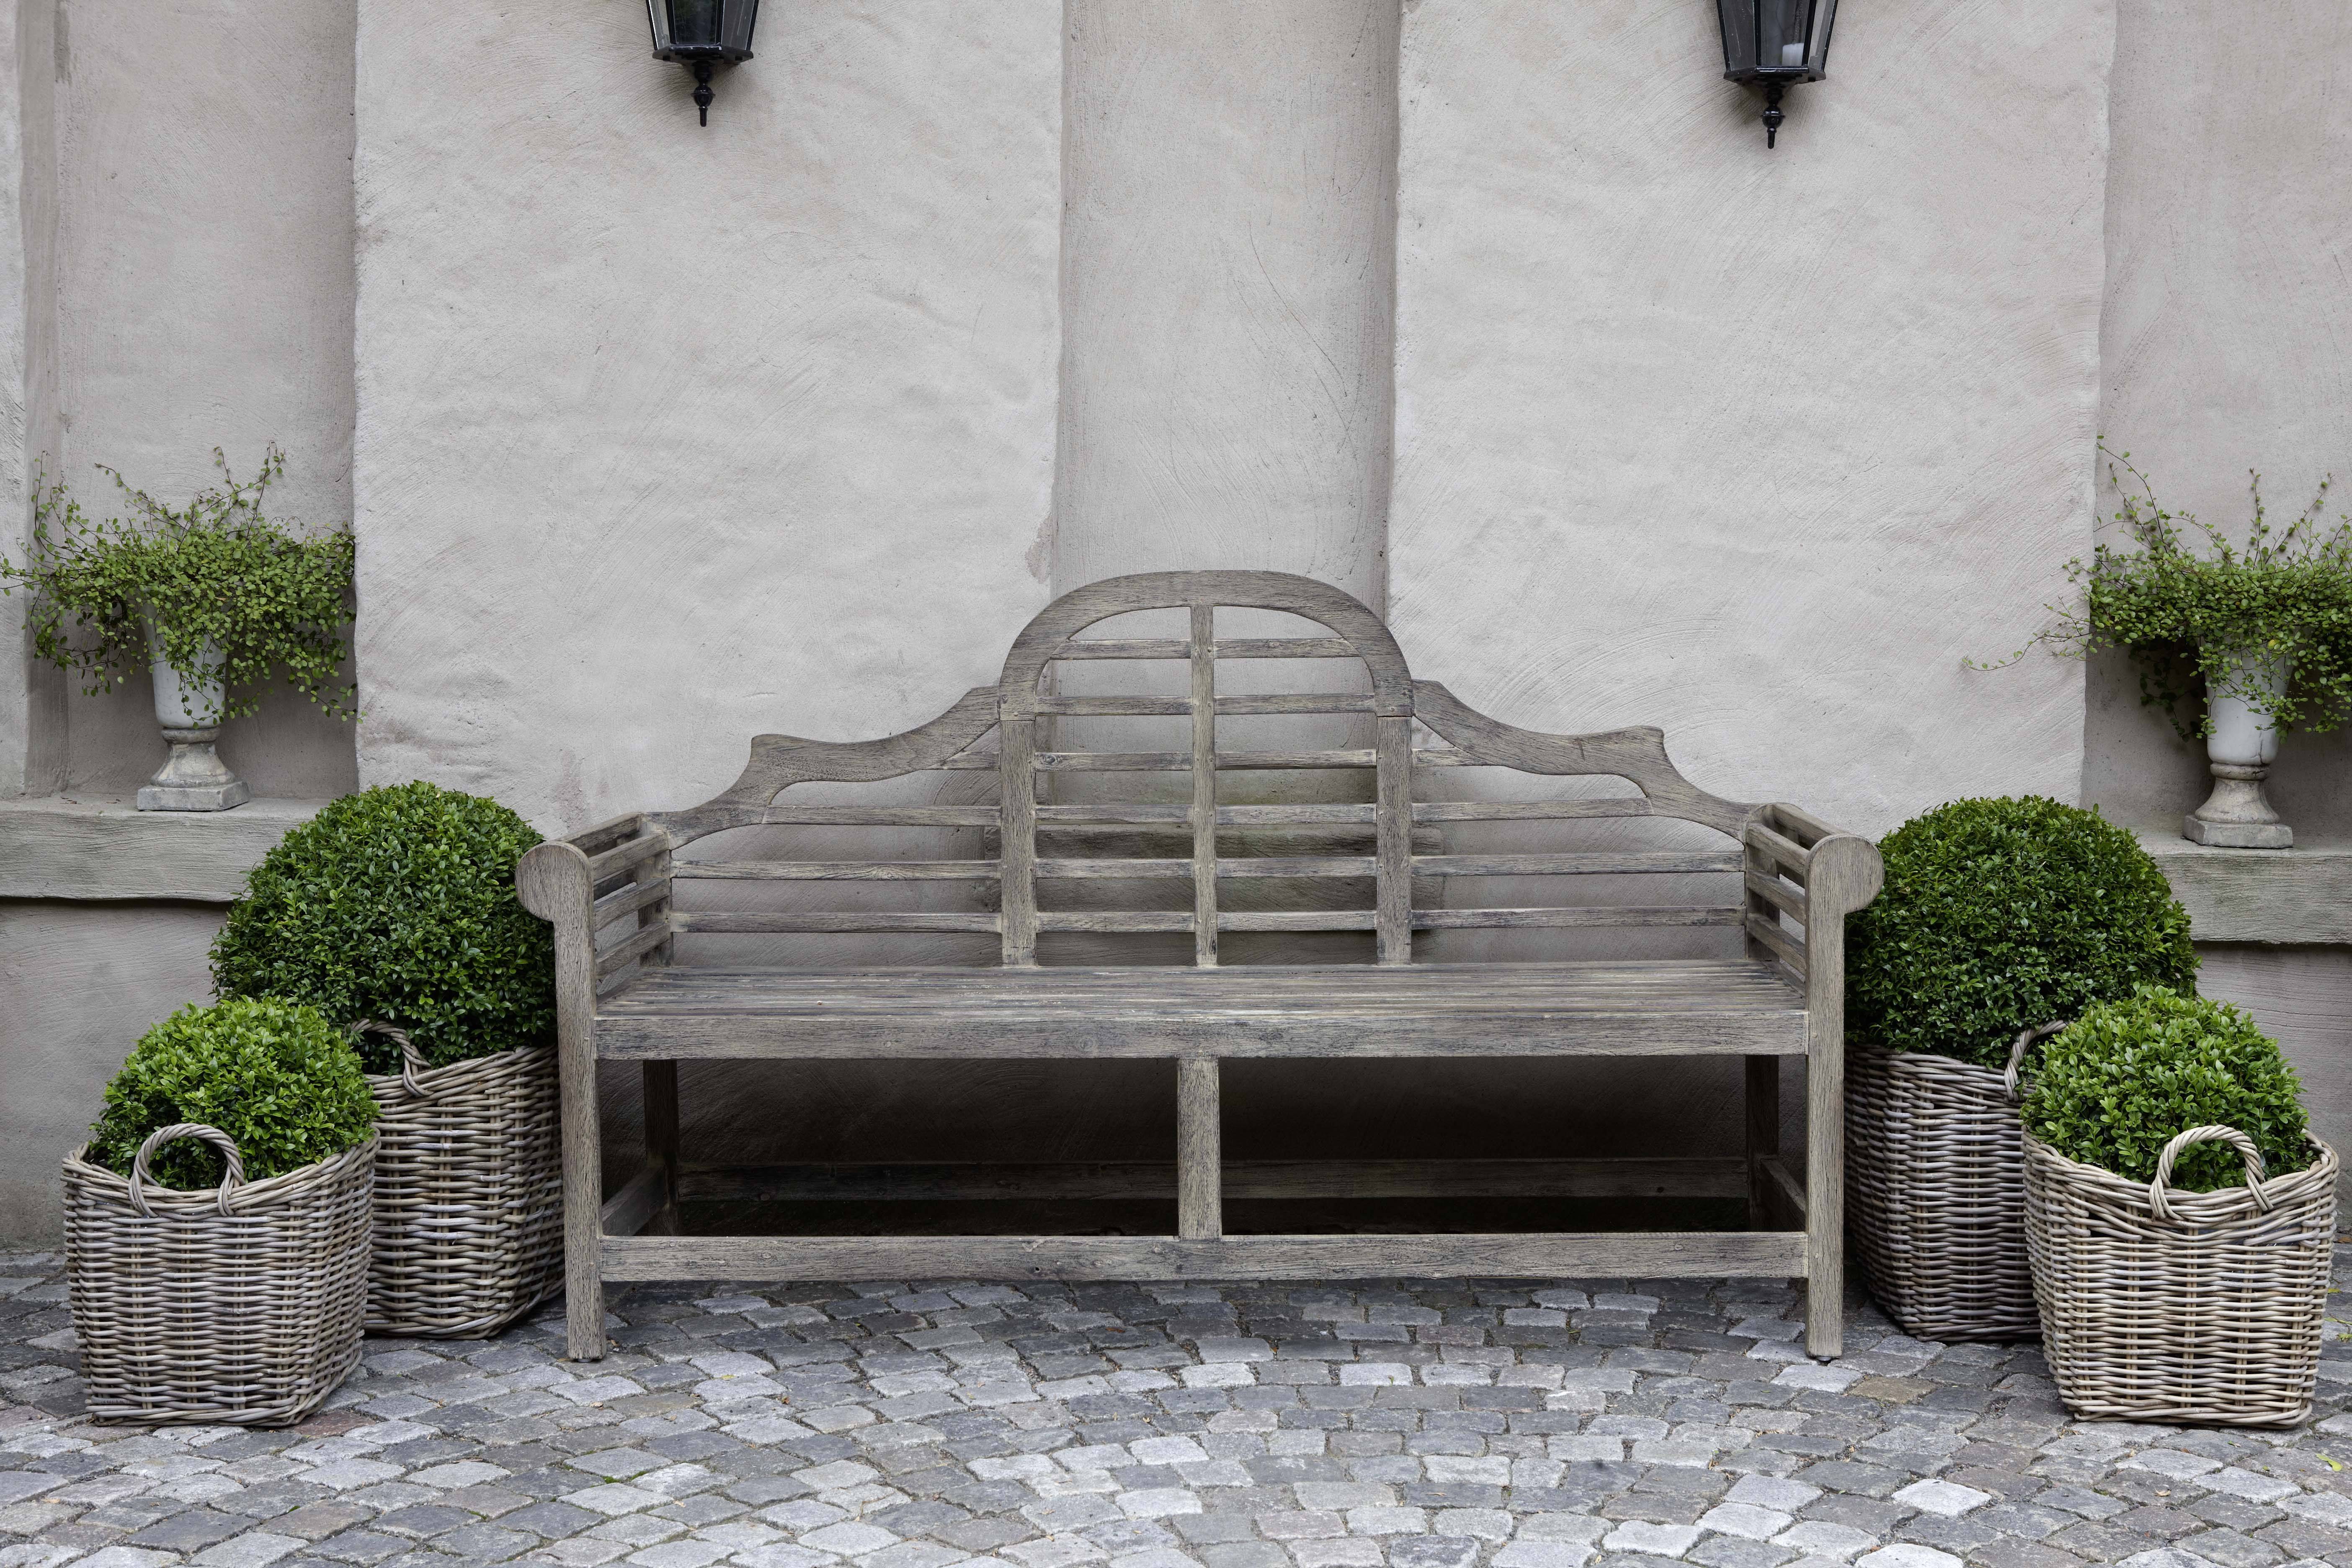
1716,0 -> 1836,148
647,0 -> 760,126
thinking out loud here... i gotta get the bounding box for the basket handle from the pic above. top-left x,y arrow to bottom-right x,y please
2149,1124 -> 2272,1220
2001,1020 -> 2068,1104
127,1123 -> 246,1218
358,1018 -> 433,1099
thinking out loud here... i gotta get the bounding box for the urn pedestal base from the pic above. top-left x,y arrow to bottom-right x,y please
137,727 -> 251,812
2184,762 -> 2290,849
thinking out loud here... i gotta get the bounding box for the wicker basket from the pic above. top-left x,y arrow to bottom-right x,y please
1844,1024 -> 2063,1341
2024,1124 -> 2339,1427
63,1123 -> 374,1426
360,1023 -> 563,1338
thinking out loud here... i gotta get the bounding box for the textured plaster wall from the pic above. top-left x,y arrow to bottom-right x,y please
353,0 -> 1062,830
49,0 -> 358,799
1391,0 -> 2110,837
2092,0 -> 2352,841
1385,0 -> 2112,1166
1054,0 -> 1396,603
2091,5 -> 2352,1227
2199,945 -> 2352,1217
0,901 -> 222,1242
0,0 -> 45,796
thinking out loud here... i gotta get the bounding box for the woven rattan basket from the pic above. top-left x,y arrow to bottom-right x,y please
2024,1124 -> 2339,1427
1845,1024 -> 2063,1341
63,1123 -> 374,1426
360,1022 -> 562,1338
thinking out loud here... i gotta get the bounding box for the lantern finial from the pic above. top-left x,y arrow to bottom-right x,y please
647,0 -> 760,125
1763,83 -> 1785,149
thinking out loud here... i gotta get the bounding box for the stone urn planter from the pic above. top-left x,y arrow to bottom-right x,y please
2184,650 -> 2290,848
138,627 -> 250,812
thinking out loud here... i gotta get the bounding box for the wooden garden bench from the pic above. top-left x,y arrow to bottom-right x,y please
518,571 -> 1882,1362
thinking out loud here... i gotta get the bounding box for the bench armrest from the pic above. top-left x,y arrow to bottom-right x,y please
518,813 -> 676,993
1740,804 -> 1883,985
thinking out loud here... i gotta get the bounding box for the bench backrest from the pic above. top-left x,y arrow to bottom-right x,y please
572,570 -> 1838,979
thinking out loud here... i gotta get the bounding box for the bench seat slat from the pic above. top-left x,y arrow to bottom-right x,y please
596,959 -> 1796,995
590,959 -> 1808,1058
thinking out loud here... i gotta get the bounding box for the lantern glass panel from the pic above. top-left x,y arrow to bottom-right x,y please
671,0 -> 721,48
1757,0 -> 1806,70
1715,0 -> 1756,75
1718,0 -> 1836,79
648,0 -> 758,59
722,0 -> 758,55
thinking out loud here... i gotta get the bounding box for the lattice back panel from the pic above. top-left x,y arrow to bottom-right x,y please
634,571 -> 1759,979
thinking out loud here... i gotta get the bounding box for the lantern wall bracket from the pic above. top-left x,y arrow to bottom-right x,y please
1713,0 -> 1836,151
646,0 -> 760,127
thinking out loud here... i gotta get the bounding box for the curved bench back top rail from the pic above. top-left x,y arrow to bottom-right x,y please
628,570 -> 1792,969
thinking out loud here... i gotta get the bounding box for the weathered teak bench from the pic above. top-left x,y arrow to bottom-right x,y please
518,571 -> 1881,1362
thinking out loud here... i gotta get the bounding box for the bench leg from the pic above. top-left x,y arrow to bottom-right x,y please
1177,1057 -> 1222,1239
1805,1047 -> 1844,1362
643,1062 -> 681,1237
521,841 -> 610,1362
1744,1056 -> 1779,1230
562,1039 -> 607,1361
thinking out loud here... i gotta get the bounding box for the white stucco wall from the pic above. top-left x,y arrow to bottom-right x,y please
1391,0 -> 2112,836
1053,0 -> 1395,604
11,0 -> 2352,1248
0,901 -> 222,1240
50,0 -> 358,798
0,0 -> 42,797
353,0 -> 1062,831
2092,0 -> 2352,841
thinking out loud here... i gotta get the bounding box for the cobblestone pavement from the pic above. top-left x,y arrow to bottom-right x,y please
3,1248 -> 2350,1568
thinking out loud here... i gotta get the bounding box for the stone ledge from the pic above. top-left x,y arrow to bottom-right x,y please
2133,825 -> 2352,946
0,795 -> 321,902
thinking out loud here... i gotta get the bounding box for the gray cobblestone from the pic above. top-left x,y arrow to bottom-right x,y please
0,1249 -> 2347,1566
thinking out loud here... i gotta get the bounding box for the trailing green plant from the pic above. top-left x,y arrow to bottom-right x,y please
2023,986 -> 2312,1192
1847,796 -> 2197,1068
0,446 -> 356,725
1982,446 -> 2352,740
211,781 -> 554,1073
87,997 -> 377,1190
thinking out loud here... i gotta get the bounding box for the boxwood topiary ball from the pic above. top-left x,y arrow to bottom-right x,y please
89,996 -> 377,1189
211,781 -> 554,1073
2024,987 -> 2311,1191
1846,795 -> 2196,1068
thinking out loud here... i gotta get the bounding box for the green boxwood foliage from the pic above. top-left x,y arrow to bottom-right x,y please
1846,796 -> 2197,1068
211,781 -> 554,1073
2023,988 -> 2311,1192
88,998 -> 377,1190
2007,448 -> 2352,741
